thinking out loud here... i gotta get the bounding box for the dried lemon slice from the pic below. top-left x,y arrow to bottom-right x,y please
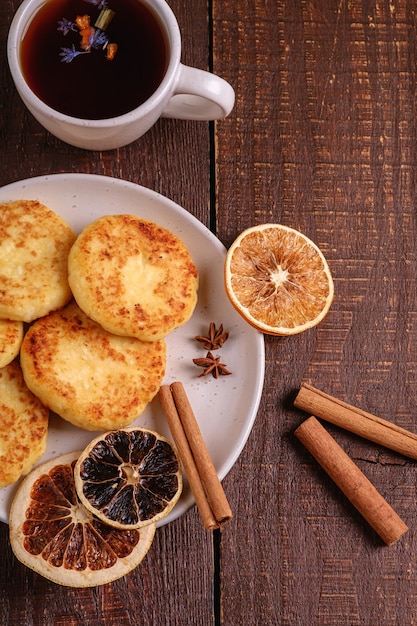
9,452 -> 156,587
224,223 -> 334,335
74,428 -> 182,529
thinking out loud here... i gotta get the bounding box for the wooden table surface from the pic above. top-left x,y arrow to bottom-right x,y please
2,0 -> 417,624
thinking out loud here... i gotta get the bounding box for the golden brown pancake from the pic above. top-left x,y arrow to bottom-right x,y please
0,200 -> 76,322
20,300 -> 166,431
68,214 -> 198,341
0,319 -> 23,368
0,360 -> 49,487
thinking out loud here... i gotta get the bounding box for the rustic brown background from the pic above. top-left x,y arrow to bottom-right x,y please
2,0 -> 417,624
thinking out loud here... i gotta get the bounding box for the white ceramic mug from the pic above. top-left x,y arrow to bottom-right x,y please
7,0 -> 235,150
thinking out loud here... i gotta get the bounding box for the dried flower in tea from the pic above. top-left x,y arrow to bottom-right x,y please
58,2 -> 117,63
59,44 -> 86,63
83,0 -> 109,9
57,18 -> 77,35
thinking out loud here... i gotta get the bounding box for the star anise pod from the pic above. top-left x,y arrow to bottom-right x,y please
193,351 -> 232,379
195,322 -> 229,351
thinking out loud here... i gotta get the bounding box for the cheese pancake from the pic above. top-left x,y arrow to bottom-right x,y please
0,361 -> 49,487
0,319 -> 23,368
0,200 -> 76,322
68,215 -> 198,342
20,301 -> 166,431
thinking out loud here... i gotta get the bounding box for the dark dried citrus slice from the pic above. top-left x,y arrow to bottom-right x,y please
9,452 -> 155,587
74,427 -> 182,529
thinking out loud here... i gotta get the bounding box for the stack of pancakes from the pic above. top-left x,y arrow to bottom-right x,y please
0,200 -> 198,486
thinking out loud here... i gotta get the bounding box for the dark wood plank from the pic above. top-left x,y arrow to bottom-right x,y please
214,0 -> 417,624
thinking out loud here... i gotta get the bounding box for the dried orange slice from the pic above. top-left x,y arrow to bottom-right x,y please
74,428 -> 182,530
9,452 -> 156,587
224,224 -> 334,335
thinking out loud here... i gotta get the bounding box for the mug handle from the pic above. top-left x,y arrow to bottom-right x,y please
161,64 -> 235,120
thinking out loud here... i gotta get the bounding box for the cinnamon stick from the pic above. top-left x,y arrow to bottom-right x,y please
295,416 -> 408,545
294,383 -> 417,460
158,382 -> 232,530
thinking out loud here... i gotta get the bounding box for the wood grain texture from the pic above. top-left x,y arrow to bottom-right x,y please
214,0 -> 417,624
2,0 -> 417,623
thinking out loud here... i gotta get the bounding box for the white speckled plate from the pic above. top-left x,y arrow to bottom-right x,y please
0,174 -> 265,526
